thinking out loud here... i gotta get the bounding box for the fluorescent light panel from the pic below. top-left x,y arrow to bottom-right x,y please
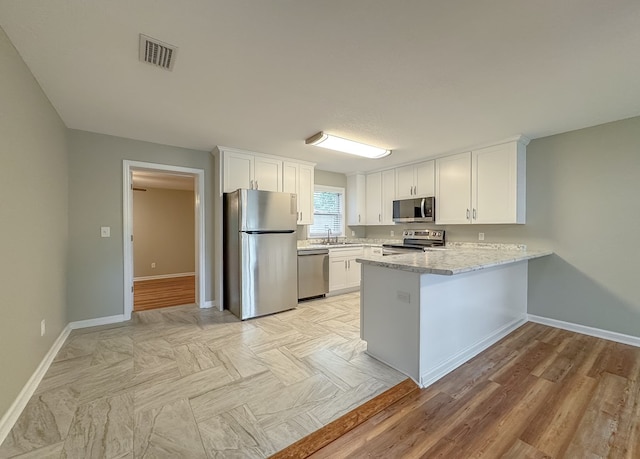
305,132 -> 391,159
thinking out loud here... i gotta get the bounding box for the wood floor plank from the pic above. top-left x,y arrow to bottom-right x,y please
307,324 -> 640,458
502,439 -> 551,459
271,378 -> 418,459
563,372 -> 629,458
516,372 -> 598,457
134,275 -> 195,311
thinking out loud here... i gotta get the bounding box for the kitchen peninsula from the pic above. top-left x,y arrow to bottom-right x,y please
357,246 -> 552,387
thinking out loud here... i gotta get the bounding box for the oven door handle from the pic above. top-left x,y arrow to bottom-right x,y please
420,198 -> 426,219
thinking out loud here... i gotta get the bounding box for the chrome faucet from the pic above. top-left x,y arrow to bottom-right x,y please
324,229 -> 332,244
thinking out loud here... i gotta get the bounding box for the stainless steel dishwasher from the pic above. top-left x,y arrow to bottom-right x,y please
297,248 -> 329,300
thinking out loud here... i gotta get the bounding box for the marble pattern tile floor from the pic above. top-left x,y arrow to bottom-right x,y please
0,292 -> 405,458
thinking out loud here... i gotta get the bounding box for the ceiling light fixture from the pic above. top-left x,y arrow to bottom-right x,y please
305,132 -> 391,159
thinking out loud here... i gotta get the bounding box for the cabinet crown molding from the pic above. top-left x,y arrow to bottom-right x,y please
344,134 -> 530,176
213,145 -> 316,167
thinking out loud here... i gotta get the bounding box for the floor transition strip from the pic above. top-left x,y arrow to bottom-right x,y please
269,378 -> 419,459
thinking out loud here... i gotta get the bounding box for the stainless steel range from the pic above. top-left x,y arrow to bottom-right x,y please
382,229 -> 445,255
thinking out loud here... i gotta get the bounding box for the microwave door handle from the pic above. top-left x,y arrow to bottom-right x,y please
420,198 -> 426,218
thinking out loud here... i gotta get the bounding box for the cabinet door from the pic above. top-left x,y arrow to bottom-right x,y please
283,162 -> 300,223
346,257 -> 361,288
347,174 -> 366,225
365,172 -> 382,225
395,164 -> 416,199
473,144 -> 519,224
435,152 -> 472,224
381,169 -> 396,225
224,152 -> 253,192
298,164 -> 314,225
329,258 -> 347,291
282,162 -> 298,195
415,160 -> 435,197
254,157 -> 282,192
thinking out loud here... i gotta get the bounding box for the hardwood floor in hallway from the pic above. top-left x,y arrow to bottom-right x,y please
133,274 -> 195,311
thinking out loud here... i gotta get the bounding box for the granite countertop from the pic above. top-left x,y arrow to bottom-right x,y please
297,238 -> 401,251
356,247 -> 552,276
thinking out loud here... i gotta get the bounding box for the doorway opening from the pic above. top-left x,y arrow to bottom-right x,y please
123,161 -> 206,319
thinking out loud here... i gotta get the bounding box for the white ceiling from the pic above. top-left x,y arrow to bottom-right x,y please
1,1 -> 639,173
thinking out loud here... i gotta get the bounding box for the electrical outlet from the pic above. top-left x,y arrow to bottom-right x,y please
351,230 -> 355,237
100,226 -> 111,238
390,230 -> 395,237
40,319 -> 45,337
151,262 -> 156,268
397,291 -> 411,303
478,232 -> 485,241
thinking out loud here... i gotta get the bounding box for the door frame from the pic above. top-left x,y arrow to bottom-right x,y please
122,160 -> 206,320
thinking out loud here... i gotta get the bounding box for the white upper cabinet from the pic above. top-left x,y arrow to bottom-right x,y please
435,139 -> 527,224
347,174 -> 366,225
365,172 -> 382,225
380,169 -> 396,225
473,142 -> 526,224
253,156 -> 282,192
222,150 -> 281,193
435,152 -> 473,224
223,151 -> 254,192
365,169 -> 395,226
415,160 -> 435,197
219,148 -> 315,215
395,160 -> 435,199
283,162 -> 314,225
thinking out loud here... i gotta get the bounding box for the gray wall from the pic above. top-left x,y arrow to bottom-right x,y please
0,27 -> 69,417
314,169 -> 347,189
67,130 -> 213,321
367,117 -> 640,337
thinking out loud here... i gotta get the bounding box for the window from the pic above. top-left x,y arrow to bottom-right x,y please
308,185 -> 345,238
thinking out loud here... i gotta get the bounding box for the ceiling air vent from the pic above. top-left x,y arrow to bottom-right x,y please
139,34 -> 177,71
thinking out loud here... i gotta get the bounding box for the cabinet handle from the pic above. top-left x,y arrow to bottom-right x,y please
255,180 -> 259,190
473,209 -> 477,220
250,179 -> 254,189
358,214 -> 361,223
379,213 -> 381,222
349,260 -> 351,269
466,209 -> 470,219
345,260 -> 347,269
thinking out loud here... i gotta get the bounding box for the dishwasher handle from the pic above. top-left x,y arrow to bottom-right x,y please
297,249 -> 329,256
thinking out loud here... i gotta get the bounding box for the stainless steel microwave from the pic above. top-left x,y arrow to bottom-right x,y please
392,196 -> 435,223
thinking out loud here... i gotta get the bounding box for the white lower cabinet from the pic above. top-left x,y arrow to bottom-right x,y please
329,247 -> 363,292
363,245 -> 383,257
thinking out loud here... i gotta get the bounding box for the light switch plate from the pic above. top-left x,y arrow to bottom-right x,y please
101,226 -> 111,238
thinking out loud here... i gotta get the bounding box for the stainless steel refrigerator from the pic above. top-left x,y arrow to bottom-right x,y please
223,189 -> 298,320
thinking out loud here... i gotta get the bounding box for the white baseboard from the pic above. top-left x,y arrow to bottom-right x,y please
420,317 -> 527,388
133,272 -> 195,281
202,300 -> 216,309
69,314 -> 126,330
326,286 -> 359,297
0,324 -> 71,446
528,315 -> 640,348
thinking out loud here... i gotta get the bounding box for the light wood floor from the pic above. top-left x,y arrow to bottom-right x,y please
133,275 -> 195,311
306,321 -> 640,458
